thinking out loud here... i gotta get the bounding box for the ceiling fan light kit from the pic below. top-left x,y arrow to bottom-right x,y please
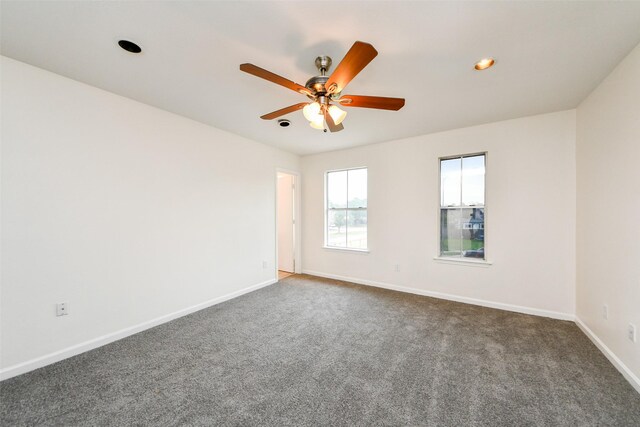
239,41 -> 405,132
309,117 -> 325,130
302,101 -> 321,121
328,105 -> 347,125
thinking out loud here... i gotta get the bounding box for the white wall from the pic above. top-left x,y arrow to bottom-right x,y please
576,43 -> 640,382
0,57 -> 299,377
302,110 -> 576,319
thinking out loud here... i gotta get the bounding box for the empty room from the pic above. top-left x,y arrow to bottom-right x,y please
1,1 -> 640,425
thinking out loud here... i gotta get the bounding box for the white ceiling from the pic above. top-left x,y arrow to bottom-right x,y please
2,1 -> 640,155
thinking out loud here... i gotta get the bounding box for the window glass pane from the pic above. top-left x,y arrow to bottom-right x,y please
440,158 -> 461,207
440,208 -> 463,256
327,171 -> 347,208
461,208 -> 484,258
327,210 -> 347,247
326,168 -> 368,250
347,209 -> 367,249
462,155 -> 485,206
347,168 -> 367,208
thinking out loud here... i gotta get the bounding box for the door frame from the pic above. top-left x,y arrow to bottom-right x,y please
275,168 -> 302,277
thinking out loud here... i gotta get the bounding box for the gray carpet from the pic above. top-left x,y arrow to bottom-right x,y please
1,274 -> 639,426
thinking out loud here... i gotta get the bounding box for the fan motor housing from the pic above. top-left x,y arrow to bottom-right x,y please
305,75 -> 329,94
305,55 -> 334,94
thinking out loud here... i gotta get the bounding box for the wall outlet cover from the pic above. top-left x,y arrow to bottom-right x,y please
56,302 -> 69,316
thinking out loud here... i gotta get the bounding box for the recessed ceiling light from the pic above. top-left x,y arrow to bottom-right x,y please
474,57 -> 495,71
278,119 -> 291,128
118,40 -> 142,54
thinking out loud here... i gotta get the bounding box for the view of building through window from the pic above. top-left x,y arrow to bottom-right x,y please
440,154 -> 485,259
326,168 -> 367,250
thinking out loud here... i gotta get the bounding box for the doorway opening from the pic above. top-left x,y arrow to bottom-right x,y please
276,171 -> 299,279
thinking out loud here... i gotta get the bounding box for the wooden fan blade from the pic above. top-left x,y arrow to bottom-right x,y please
325,41 -> 378,95
240,63 -> 311,96
325,111 -> 344,132
260,103 -> 308,120
339,95 -> 405,111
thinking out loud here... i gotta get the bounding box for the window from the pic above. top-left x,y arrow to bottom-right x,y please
326,167 -> 367,250
440,154 -> 485,259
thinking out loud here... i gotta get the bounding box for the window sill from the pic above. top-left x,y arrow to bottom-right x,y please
323,246 -> 370,254
433,256 -> 492,267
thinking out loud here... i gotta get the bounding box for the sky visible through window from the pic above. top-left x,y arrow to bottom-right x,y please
328,168 -> 367,208
441,156 -> 485,207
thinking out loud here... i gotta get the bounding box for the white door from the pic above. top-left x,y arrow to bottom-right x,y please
277,173 -> 295,272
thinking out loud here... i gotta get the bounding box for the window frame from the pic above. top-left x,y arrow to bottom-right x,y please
436,152 -> 489,265
324,166 -> 369,252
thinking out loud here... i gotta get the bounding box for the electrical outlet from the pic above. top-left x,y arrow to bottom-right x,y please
56,302 -> 69,316
602,304 -> 608,320
394,264 -> 400,272
262,261 -> 268,269
628,323 -> 636,343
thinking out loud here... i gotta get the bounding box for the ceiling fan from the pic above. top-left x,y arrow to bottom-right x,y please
239,41 -> 405,132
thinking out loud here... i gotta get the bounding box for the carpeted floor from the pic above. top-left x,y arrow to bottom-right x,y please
1,274 -> 639,426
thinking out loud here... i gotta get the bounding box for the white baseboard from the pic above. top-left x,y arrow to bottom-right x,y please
0,278 -> 277,381
302,270 -> 575,321
575,317 -> 640,394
